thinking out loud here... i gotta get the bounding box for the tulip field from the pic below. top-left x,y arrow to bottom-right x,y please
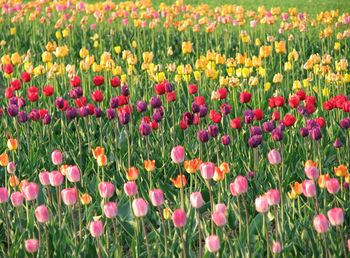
1,0 -> 350,257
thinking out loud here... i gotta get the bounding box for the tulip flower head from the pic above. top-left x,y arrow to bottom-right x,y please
172,209 -> 186,228
205,235 -> 220,253
171,146 -> 185,164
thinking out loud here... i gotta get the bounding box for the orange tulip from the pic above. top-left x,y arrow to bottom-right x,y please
80,193 -> 92,205
127,167 -> 139,181
0,153 -> 9,167
184,158 -> 201,174
170,174 -> 187,188
9,175 -> 19,188
144,160 -> 156,172
60,164 -> 69,176
213,167 -> 225,182
219,162 -> 230,174
305,160 -> 317,168
274,41 -> 286,54
333,165 -> 347,177
97,154 -> 107,167
318,174 -> 330,188
259,45 -> 272,58
288,181 -> 302,199
7,138 -> 18,151
92,146 -> 105,159
19,179 -> 29,192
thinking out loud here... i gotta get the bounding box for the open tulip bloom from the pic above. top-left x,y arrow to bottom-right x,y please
0,1 -> 350,257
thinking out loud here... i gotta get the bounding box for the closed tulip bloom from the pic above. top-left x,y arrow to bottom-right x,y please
23,182 -> 39,201
214,203 -> 227,214
61,188 -> 78,205
327,207 -> 344,226
212,211 -> 226,227
200,162 -> 215,180
313,214 -> 329,233
49,171 -> 64,186
205,235 -> 220,253
171,146 -> 185,163
132,198 -> 148,217
149,189 -> 164,206
98,182 -> 115,198
7,162 -> 16,174
304,166 -> 319,180
326,178 -> 340,194
0,187 -> 9,203
190,192 -> 204,209
25,239 -> 39,253
268,149 -> 281,165
266,189 -> 280,206
230,176 -> 248,196
103,202 -> 118,218
66,166 -> 80,182
124,181 -> 138,197
302,180 -> 317,197
272,241 -> 282,254
39,171 -> 50,186
255,195 -> 269,213
51,150 -> 63,165
10,191 -> 23,207
90,220 -> 103,237
172,209 -> 186,228
35,205 -> 49,223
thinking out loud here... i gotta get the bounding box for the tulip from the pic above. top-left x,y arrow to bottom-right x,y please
39,171 -> 50,186
200,162 -> 215,180
132,198 -> 148,217
267,149 -> 281,165
313,214 -> 329,233
98,182 -> 115,198
61,188 -> 78,206
211,211 -> 226,227
124,181 -> 138,197
103,202 -> 118,218
35,205 -> 49,223
172,209 -> 186,228
149,189 -> 164,207
326,178 -> 340,194
214,203 -> 227,214
272,241 -> 282,254
171,146 -> 185,163
66,166 -> 80,183
230,176 -> 248,196
255,195 -> 269,213
304,166 -> 319,180
25,239 -> 39,253
90,220 -> 103,237
51,150 -> 63,165
0,187 -> 9,203
266,189 -> 280,206
6,162 -> 16,174
327,208 -> 344,226
49,171 -> 64,186
190,192 -> 204,209
10,191 -> 23,207
23,182 -> 39,201
302,180 -> 317,197
205,235 -> 220,253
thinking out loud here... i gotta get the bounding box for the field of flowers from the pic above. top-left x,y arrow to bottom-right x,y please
0,0 -> 350,257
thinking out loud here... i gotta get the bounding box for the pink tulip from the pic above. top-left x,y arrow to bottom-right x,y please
214,203 -> 227,214
23,182 -> 39,201
149,189 -> 164,206
10,191 -> 23,207
90,220 -> 103,237
200,162 -> 215,180
190,192 -> 204,209
7,162 -> 16,174
61,188 -> 78,206
171,146 -> 185,163
123,181 -> 138,197
327,207 -> 344,226
272,241 -> 282,254
66,166 -> 80,183
39,171 -> 50,186
230,176 -> 248,196
304,166 -> 319,180
255,195 -> 269,213
348,239 -> 350,252
205,235 -> 220,253
266,189 -> 280,206
267,149 -> 281,165
103,202 -> 118,218
302,180 -> 317,197
35,205 -> 49,223
49,171 -> 64,186
313,214 -> 329,233
25,239 -> 39,253
98,182 -> 115,198
212,211 -> 226,227
326,178 -> 340,194
0,187 -> 9,203
172,209 -> 186,228
51,150 -> 63,165
132,198 -> 148,217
